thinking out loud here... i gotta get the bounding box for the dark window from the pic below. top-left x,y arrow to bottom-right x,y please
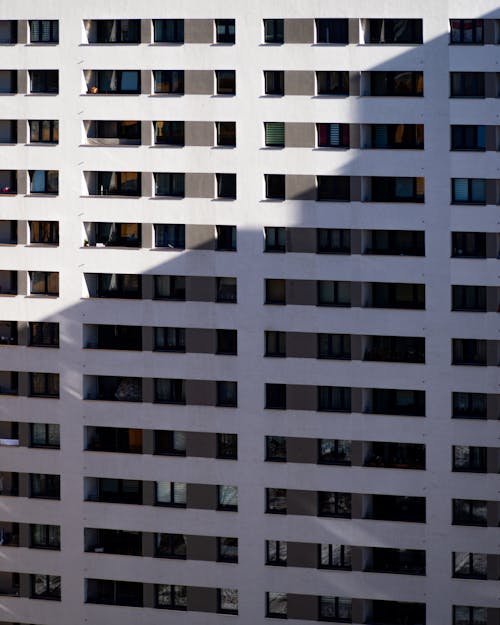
218,485 -> 238,510
265,174 -> 286,199
29,170 -> 58,194
216,225 -> 236,250
96,273 -> 141,299
31,574 -> 61,600
453,606 -> 487,625
265,279 -> 286,305
216,329 -> 237,354
266,540 -> 287,565
153,19 -> 184,43
154,275 -> 186,300
452,285 -> 486,311
30,423 -> 60,448
265,331 -> 286,357
265,122 -> 285,147
452,178 -> 485,204
217,433 -> 237,459
450,20 -> 484,44
371,177 -> 425,202
372,601 -> 426,625
318,439 -> 351,465
29,322 -> 59,347
30,70 -> 58,93
316,19 -> 348,44
216,20 -> 235,44
452,339 -> 487,366
452,232 -> 486,257
317,281 -> 351,306
316,71 -> 349,95
452,392 -> 487,419
156,481 -> 187,507
453,446 -> 487,472
153,70 -> 184,94
319,596 -> 352,622
318,387 -> 351,412
0,120 -> 16,143
317,176 -> 350,201
318,492 -> 351,518
367,19 -> 422,44
371,124 -> 424,149
265,227 -> 286,251
87,70 -> 140,94
154,379 -> 185,404
319,544 -> 352,569
264,19 -> 284,43
218,537 -> 238,562
216,70 -> 236,95
153,121 -> 184,145
86,579 -> 143,607
370,71 -> 423,96
0,270 -> 17,294
365,442 -> 425,470
30,271 -> 59,296
452,552 -> 487,579
0,320 -> 17,344
156,584 -> 187,610
371,388 -> 425,416
94,171 -> 141,196
29,221 -> 59,244
451,125 -> 485,150
452,499 -> 487,526
30,524 -> 60,549
90,120 -> 140,142
216,277 -> 237,302
94,20 -> 140,43
366,230 -> 425,256
264,71 -> 284,95
318,334 -> 351,359
317,123 -> 349,147
364,335 -> 425,364
94,222 -> 141,248
155,172 -> 185,197
371,283 -> 425,309
267,592 -> 287,619
154,430 -> 186,456
155,533 -> 186,558
266,384 -> 286,409
370,495 -> 426,523
154,224 -> 185,248
216,173 -> 236,198
86,426 -> 142,453
29,372 -> 59,397
216,121 -> 236,146
317,229 -> 351,253
30,473 -> 60,499
369,547 -> 426,575
266,488 -> 287,514
0,21 -> 17,44
85,529 -> 141,556
29,120 -> 58,143
266,436 -> 287,461
0,71 -> 17,94
450,72 -> 485,97
217,381 -> 237,407
89,478 -> 142,504
30,20 -> 58,43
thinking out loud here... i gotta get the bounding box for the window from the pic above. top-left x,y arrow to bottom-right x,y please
371,388 -> 425,416
264,71 -> 284,96
31,574 -> 61,600
153,70 -> 184,94
0,270 -> 16,294
317,123 -> 349,148
265,122 -> 285,147
93,171 -> 141,196
216,329 -> 237,355
318,492 -> 351,518
216,173 -> 236,198
154,224 -> 185,249
316,71 -> 349,95
367,19 -> 422,44
264,19 -> 284,44
267,592 -> 287,618
86,579 -> 142,607
0,371 -> 18,394
371,177 -> 425,202
451,178 -> 486,204
452,339 -> 487,366
31,423 -> 59,449
318,439 -> 351,465
266,540 -> 287,565
367,230 -> 425,255
450,72 -> 485,97
30,271 -> 59,296
318,334 -> 351,359
218,537 -> 238,562
319,596 -> 352,622
96,274 -> 140,299
0,120 -> 16,143
0,70 -> 16,94
155,533 -> 186,558
216,225 -> 236,250
30,524 -> 60,549
371,124 -> 424,149
317,281 -> 350,306
266,488 -> 287,514
364,335 -> 425,364
94,20 -> 140,43
156,584 -> 187,610
154,121 -> 184,146
452,552 -> 487,579
266,279 -> 286,304
319,544 -> 352,569
452,285 -> 486,311
218,485 -> 238,510
0,21 -> 17,44
217,433 -> 237,459
216,121 -> 236,146
265,174 -> 286,199
93,222 -> 141,248
0,320 -> 17,344
30,20 -> 58,43
452,392 -> 487,419
453,606 -> 487,625
29,170 -> 58,194
30,70 -> 58,93
30,474 -> 60,499
370,71 -> 423,96
266,384 -> 286,409
216,20 -> 235,44
29,322 -> 59,348
154,430 -> 186,456
30,372 -> 59,397
29,120 -> 58,143
316,19 -> 348,44
86,70 -> 140,94
452,232 -> 486,257
317,176 -> 350,201
216,70 -> 235,95
371,283 -> 425,309
153,328 -> 185,354
218,588 -> 238,614
265,331 -> 286,357
153,19 -> 184,43
452,499 -> 487,526
217,381 -> 237,407
156,481 -> 187,507
29,221 -> 59,245
154,172 -> 185,197
450,20 -> 484,44
451,125 -> 485,150
266,436 -> 287,461
154,275 -> 186,300
216,277 -> 237,302
265,227 -> 286,252
318,387 -> 351,412
154,378 -> 185,404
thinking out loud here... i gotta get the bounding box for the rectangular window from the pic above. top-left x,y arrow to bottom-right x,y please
265,174 -> 286,199
94,171 -> 141,196
29,120 -> 58,143
0,70 -> 16,94
317,123 -> 349,147
266,540 -> 287,565
318,333 -> 351,359
266,488 -> 287,514
154,430 -> 186,456
216,20 -> 235,44
452,392 -> 487,419
154,173 -> 185,197
30,423 -> 60,448
452,552 -> 487,579
319,544 -> 352,569
452,232 -> 486,258
265,122 -> 285,147
29,221 -> 59,244
153,70 -> 184,94
216,329 -> 237,355
452,339 -> 487,366
316,71 -> 349,96
153,19 -> 184,43
217,433 -> 238,459
216,225 -> 236,251
451,178 -> 486,204
452,285 -> 486,311
217,381 -> 237,407
96,274 -> 141,299
154,327 -> 185,352
31,574 -> 61,600
29,322 -> 59,347
30,70 -> 58,93
316,19 -> 348,44
30,524 -> 60,549
318,387 -> 351,412
367,19 -> 422,44
453,606 -> 487,625
317,176 -> 350,201
265,279 -> 286,304
216,70 -> 236,95
0,320 -> 17,344
317,281 -> 351,306
0,21 -> 17,44
154,224 -> 185,248
264,71 -> 284,96
453,446 -> 487,472
452,499 -> 487,526
156,481 -> 187,506
451,125 -> 485,150
218,588 -> 238,614
317,229 -> 351,253
267,592 -> 287,618
155,533 -> 186,558
30,20 -> 58,43
218,537 -> 238,562
218,484 -> 238,510
370,71 -> 423,96
371,124 -> 424,149
154,275 -> 186,300
450,72 -> 485,97
29,170 -> 58,194
450,20 -> 484,44
216,121 -> 236,146
154,378 -> 185,404
94,20 -> 140,44
153,121 -> 184,146
266,384 -> 286,409
216,173 -> 236,198
264,19 -> 284,44
30,474 -> 60,499
216,277 -> 237,302
319,596 -> 352,622
265,331 -> 286,357
29,372 -> 59,397
156,584 -> 187,609
318,491 -> 351,518
318,439 -> 351,465
266,436 -> 287,461
0,120 -> 16,143
30,271 -> 59,295
371,176 -> 425,202
265,227 -> 286,252
371,283 -> 425,309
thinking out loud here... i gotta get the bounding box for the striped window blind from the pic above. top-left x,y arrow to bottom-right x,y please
453,178 -> 469,202
265,122 -> 285,146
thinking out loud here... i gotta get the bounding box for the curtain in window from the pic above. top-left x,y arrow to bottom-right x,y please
453,178 -> 468,201
31,171 -> 45,193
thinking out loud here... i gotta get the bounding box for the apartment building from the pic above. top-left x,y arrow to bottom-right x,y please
0,1 -> 499,624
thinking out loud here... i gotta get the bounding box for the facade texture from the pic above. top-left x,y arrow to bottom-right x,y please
0,1 -> 499,624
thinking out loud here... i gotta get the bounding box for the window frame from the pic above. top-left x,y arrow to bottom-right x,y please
29,70 -> 58,94
155,533 -> 187,559
264,70 -> 285,96
29,372 -> 59,397
153,70 -> 184,94
216,433 -> 238,459
29,170 -> 58,195
30,473 -> 60,499
30,524 -> 60,550
216,121 -> 236,146
30,423 -> 60,448
215,70 -> 236,95
265,436 -> 287,462
264,19 -> 284,44
29,120 -> 58,143
154,224 -> 185,249
153,121 -> 184,146
266,487 -> 287,514
215,19 -> 236,44
30,20 -> 59,44
315,19 -> 348,44
316,71 -> 349,96
449,20 -> 484,45
30,574 -> 61,600
155,481 -> 187,508
266,539 -> 287,566
217,536 -> 238,562
317,491 -> 352,518
452,552 -> 487,580
155,584 -> 187,610
319,544 -> 352,570
153,19 -> 184,44
30,271 -> 59,296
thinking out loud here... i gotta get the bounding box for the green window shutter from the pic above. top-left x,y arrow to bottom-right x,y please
265,122 -> 285,146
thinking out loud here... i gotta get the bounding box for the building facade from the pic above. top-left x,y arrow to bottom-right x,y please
0,1 -> 499,624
